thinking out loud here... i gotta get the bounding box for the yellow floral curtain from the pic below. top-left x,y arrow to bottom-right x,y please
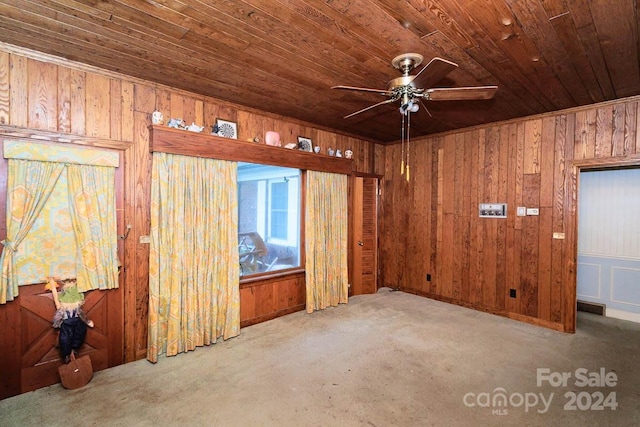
147,152 -> 240,363
67,164 -> 119,292
0,159 -> 65,303
1,142 -> 120,303
305,171 -> 348,313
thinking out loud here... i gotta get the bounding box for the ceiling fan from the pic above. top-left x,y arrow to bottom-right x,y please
332,53 -> 498,180
332,53 -> 498,118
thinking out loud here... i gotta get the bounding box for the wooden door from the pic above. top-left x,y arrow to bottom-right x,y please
352,176 -> 379,295
0,283 -> 123,398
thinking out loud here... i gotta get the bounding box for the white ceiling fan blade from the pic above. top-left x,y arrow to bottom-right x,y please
411,57 -> 458,89
344,98 -> 396,118
332,85 -> 393,96
425,86 -> 498,101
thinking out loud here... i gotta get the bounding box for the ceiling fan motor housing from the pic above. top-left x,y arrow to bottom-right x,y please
391,53 -> 424,75
388,75 -> 418,90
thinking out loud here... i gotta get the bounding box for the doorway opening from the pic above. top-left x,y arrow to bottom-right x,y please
577,165 -> 640,326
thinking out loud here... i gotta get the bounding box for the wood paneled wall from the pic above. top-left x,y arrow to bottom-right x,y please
380,97 -> 640,332
0,46 -> 382,365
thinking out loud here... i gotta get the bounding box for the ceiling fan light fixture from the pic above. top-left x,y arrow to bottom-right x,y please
399,100 -> 419,115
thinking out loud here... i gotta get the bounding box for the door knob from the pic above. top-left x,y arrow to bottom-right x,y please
358,241 -> 364,246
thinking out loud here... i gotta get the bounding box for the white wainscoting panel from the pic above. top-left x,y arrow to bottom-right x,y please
611,267 -> 640,306
576,263 -> 601,299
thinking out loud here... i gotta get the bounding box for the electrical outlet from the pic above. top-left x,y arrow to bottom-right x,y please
509,289 -> 516,298
426,274 -> 431,282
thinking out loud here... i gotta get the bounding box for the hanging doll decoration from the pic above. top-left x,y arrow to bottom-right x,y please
45,277 -> 94,363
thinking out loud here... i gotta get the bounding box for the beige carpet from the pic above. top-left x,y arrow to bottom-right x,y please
1,288 -> 638,427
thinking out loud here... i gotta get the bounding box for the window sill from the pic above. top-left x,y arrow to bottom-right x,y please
239,267 -> 305,288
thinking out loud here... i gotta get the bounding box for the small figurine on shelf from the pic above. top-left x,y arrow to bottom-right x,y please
167,118 -> 186,129
186,122 -> 204,132
152,110 -> 164,125
345,149 -> 353,159
335,149 -> 343,157
328,147 -> 335,156
265,131 -> 282,147
314,145 -> 321,154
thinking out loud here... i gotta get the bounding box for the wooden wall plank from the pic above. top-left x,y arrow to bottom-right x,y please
9,54 -> 27,127
429,140 -> 439,295
181,96 -> 196,127
467,131 -> 479,304
505,123 -> 517,313
495,125 -> 509,311
460,131 -> 472,302
574,109 -> 596,159
27,59 -> 57,131
435,147 -> 444,296
539,117 -> 556,208
562,113 -> 577,332
85,73 -> 111,138
57,67 -> 71,133
612,103 -> 626,156
70,70 -> 85,135
120,81 -> 134,142
523,119 -> 542,173
520,173 -> 540,317
472,129 -> 485,305
537,206 -> 552,321
481,127 -> 498,309
110,79 -> 122,141
133,107 -> 152,360
441,135 -> 455,298
624,101 -> 637,155
452,133 -> 464,300
0,51 -> 10,125
595,106 -> 613,158
550,114 -> 567,323
406,138 -> 431,294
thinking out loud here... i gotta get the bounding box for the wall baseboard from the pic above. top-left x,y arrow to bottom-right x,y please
606,308 -> 640,324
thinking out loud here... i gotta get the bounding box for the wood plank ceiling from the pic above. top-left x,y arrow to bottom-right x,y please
0,0 -> 638,143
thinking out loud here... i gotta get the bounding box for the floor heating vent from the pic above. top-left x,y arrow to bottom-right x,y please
577,300 -> 606,316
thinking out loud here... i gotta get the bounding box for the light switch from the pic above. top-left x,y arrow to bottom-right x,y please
526,208 -> 539,216
553,232 -> 565,239
517,207 -> 526,216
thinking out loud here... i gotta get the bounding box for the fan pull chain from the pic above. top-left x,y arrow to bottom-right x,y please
406,110 -> 411,181
401,112 -> 405,175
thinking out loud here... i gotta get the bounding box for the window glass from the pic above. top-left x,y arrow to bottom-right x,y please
238,162 -> 301,277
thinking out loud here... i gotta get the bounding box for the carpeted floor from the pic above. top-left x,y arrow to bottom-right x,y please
1,288 -> 638,427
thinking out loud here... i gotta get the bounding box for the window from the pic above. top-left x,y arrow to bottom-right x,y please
237,162 -> 301,276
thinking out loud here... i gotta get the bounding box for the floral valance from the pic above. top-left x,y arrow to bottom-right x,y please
4,140 -> 119,167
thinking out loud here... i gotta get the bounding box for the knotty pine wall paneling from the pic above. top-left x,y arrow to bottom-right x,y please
381,97 -> 640,332
0,46 -> 380,370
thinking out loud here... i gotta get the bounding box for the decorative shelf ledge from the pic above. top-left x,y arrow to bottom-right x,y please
149,125 -> 353,175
